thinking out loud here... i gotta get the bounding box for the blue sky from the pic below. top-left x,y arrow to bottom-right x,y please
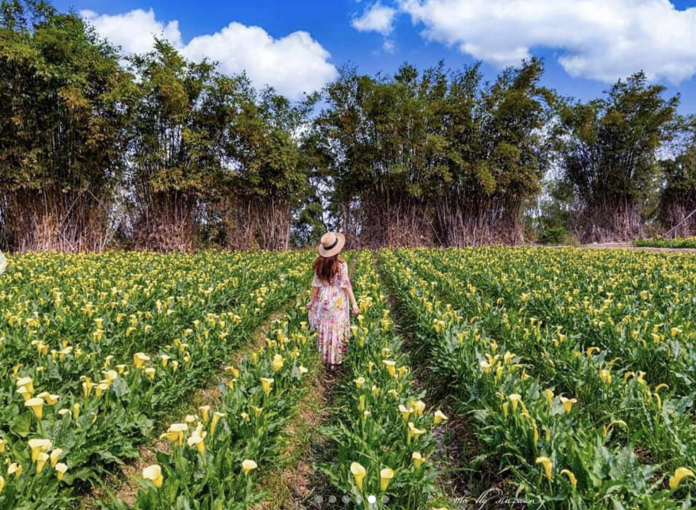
56,0 -> 696,113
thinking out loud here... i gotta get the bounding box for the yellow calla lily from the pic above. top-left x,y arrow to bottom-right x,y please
143,465 -> 164,488
561,469 -> 577,489
509,394 -> 522,412
559,396 -> 577,413
434,410 -> 448,425
187,433 -> 206,455
8,463 -> 22,478
380,468 -> 394,492
50,449 -> 62,468
242,459 -> 258,475
28,438 -> 52,462
669,467 -> 695,490
36,452 -> 49,474
25,397 -> 45,419
260,378 -> 274,396
17,377 -> 34,394
383,360 -> 396,377
350,462 -> 366,490
412,451 -> 423,468
211,412 -> 226,434
536,456 -> 553,479
55,462 -> 68,481
544,389 -> 554,406
134,352 -> 150,368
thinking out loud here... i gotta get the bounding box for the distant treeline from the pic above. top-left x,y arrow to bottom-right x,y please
1,0 -> 695,252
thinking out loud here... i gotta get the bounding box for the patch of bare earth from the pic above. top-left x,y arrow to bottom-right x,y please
252,364 -> 330,510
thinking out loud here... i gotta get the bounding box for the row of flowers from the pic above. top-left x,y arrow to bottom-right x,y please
0,252 -> 312,509
104,293 -> 319,509
319,252 -> 450,509
380,248 -> 696,509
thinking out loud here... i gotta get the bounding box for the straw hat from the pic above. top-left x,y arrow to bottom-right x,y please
318,232 -> 345,258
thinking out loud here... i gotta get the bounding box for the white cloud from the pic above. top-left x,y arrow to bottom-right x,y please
81,9 -> 337,100
398,0 -> 696,84
81,9 -> 183,54
352,2 -> 398,36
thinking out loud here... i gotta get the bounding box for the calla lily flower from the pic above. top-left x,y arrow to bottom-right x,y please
199,406 -> 211,423
187,433 -> 206,455
17,377 -> 34,394
544,389 -> 554,406
399,405 -> 412,421
162,423 -> 188,445
17,386 -> 32,402
143,465 -> 163,488
434,410 -> 448,425
211,412 -> 226,434
50,449 -> 62,468
25,397 -> 45,419
559,396 -> 577,413
134,352 -> 150,368
350,462 -> 366,490
413,400 -> 426,416
380,468 -> 394,492
8,463 -> 22,478
355,377 -> 365,389
55,462 -> 68,481
28,439 -> 52,461
260,378 -> 274,396
242,459 -> 258,475
412,452 -> 423,468
383,360 -> 396,377
669,467 -> 695,490
561,469 -> 577,489
536,457 -> 553,479
0,476 -> 4,496
36,452 -> 49,473
509,394 -> 522,412
273,354 -> 284,372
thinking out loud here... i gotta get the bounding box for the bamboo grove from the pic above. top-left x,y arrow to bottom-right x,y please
2,0 -> 696,253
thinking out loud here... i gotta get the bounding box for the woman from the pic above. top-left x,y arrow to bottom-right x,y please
307,232 -> 359,369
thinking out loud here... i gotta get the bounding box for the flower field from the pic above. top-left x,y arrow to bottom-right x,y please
1,247 -> 696,509
382,247 -> 696,509
635,237 -> 696,249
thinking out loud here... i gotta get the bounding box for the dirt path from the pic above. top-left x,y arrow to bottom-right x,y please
274,256 -> 357,510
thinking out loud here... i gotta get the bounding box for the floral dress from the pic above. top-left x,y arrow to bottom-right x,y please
309,261 -> 351,365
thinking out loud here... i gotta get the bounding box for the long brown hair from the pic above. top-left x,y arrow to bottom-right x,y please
313,255 -> 343,283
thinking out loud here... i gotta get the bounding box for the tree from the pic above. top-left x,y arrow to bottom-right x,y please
219,87 -> 316,250
127,40 -> 229,252
658,117 -> 696,237
316,59 -> 552,247
316,63 -> 451,247
435,58 -> 553,245
556,72 -> 679,243
0,0 -> 135,251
